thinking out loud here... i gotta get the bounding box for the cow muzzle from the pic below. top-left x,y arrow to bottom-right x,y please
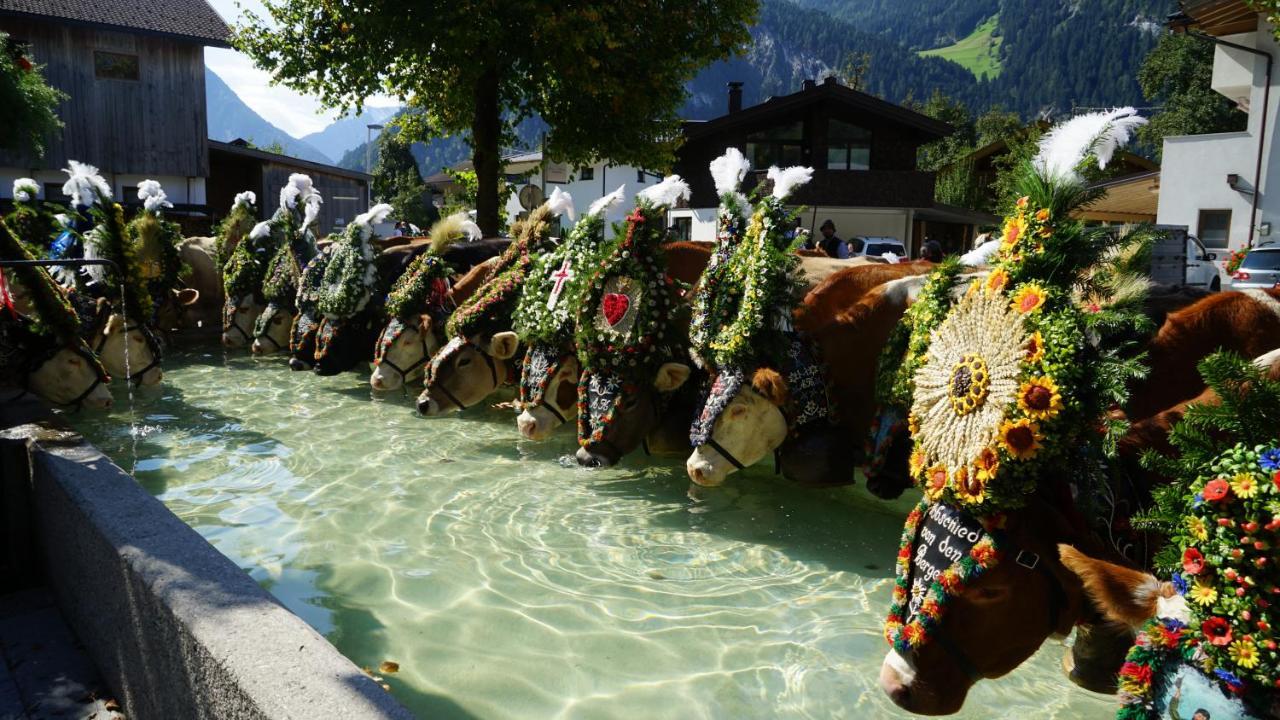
686,447 -> 730,487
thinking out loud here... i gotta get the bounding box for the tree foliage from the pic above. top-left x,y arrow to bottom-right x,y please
235,1 -> 758,235
0,33 -> 66,158
372,128 -> 436,229
1137,33 -> 1247,158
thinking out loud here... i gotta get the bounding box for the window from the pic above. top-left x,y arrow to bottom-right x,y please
669,217 -> 692,242
746,121 -> 806,169
636,169 -> 646,184
826,119 -> 871,171
579,167 -> 594,181
94,51 -> 139,80
1198,210 -> 1231,249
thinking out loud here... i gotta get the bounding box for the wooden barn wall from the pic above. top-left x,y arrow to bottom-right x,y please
262,163 -> 368,237
0,18 -> 208,177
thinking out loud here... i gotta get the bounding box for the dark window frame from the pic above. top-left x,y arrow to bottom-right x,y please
579,166 -> 594,181
94,50 -> 140,81
1197,209 -> 1232,250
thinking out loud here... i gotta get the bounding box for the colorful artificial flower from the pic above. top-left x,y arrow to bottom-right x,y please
1016,376 -> 1063,421
1024,331 -> 1044,364
1011,284 -> 1047,314
985,268 -> 1009,294
1202,616 -> 1234,646
1202,478 -> 1232,503
970,538 -> 998,566
1187,516 -> 1209,542
1229,637 -> 1260,669
1191,580 -> 1220,608
1258,447 -> 1280,472
1015,196 -> 1029,209
953,466 -> 986,505
924,464 -> 949,500
1182,547 -> 1206,576
1001,215 -> 1028,250
1231,472 -> 1259,498
974,446 -> 1000,481
999,418 -> 1043,460
1035,208 -> 1051,223
909,449 -> 927,477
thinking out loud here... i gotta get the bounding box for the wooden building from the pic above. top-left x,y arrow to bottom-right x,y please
0,0 -> 228,213
209,140 -> 371,236
670,77 -> 994,254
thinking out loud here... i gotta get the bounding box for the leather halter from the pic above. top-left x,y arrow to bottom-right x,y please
431,346 -> 499,412
255,330 -> 284,352
62,343 -> 110,409
226,309 -> 254,345
92,313 -> 162,385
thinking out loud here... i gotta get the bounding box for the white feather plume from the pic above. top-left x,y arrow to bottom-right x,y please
12,178 -> 37,202
249,221 -> 272,240
303,191 -> 323,228
767,166 -> 814,200
1034,107 -> 1147,181
233,190 -> 257,210
61,160 -> 112,206
587,185 -> 626,218
280,173 -> 315,210
354,203 -> 394,240
54,213 -> 69,228
709,147 -> 750,197
545,187 -> 575,221
960,238 -> 1001,267
137,179 -> 173,213
82,227 -> 107,282
459,219 -> 482,242
637,174 -> 690,208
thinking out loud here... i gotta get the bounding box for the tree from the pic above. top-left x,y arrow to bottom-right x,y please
373,129 -> 436,230
912,90 -> 976,171
1137,33 -> 1246,158
236,1 -> 758,235
0,33 -> 66,158
837,51 -> 873,92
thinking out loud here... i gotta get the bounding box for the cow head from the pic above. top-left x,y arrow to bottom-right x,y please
224,294 -> 264,349
287,310 -> 320,372
92,301 -> 162,386
878,493 -> 1094,715
27,344 -> 113,410
686,368 -> 789,486
250,302 -> 290,355
416,331 -> 519,415
515,345 -> 580,441
155,288 -> 201,333
313,313 -> 378,376
371,315 -> 439,392
574,362 -> 691,467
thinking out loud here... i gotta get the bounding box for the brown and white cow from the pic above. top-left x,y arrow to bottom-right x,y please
85,298 -> 163,386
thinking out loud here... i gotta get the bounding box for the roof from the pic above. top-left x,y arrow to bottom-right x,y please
211,140 -> 372,182
684,76 -> 952,142
1176,0 -> 1259,37
915,202 -> 1000,227
1074,170 -> 1160,222
0,0 -> 231,46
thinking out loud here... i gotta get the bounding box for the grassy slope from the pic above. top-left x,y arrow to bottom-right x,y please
917,15 -> 1003,80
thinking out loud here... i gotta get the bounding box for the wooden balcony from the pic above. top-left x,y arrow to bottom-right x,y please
743,169 -> 937,209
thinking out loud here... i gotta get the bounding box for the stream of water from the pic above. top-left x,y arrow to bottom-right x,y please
69,348 -> 1117,719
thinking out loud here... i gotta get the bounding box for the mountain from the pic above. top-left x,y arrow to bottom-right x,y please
205,68 -> 333,164
788,0 -> 998,51
300,106 -> 401,163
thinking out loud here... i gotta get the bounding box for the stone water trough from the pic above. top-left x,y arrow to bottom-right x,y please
0,396 -> 415,720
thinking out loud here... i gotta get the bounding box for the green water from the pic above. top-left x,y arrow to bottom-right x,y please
70,348 -> 1115,719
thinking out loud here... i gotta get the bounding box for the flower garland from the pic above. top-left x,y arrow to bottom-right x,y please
5,187 -> 67,258
0,218 -> 82,344
883,500 -> 1006,653
84,200 -> 154,320
215,191 -> 258,270
223,225 -> 277,301
127,208 -> 186,305
385,252 -> 454,321
315,207 -> 387,319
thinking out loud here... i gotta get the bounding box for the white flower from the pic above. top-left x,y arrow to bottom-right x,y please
233,190 -> 257,210
587,185 -> 626,218
911,287 -> 1027,470
137,179 -> 173,213
13,178 -> 38,202
61,160 -> 112,206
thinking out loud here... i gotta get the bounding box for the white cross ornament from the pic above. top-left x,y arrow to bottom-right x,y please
546,258 -> 574,310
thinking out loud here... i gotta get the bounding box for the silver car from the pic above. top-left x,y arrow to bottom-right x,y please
1230,242 -> 1280,290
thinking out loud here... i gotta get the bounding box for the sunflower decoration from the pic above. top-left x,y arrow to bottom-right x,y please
883,108 -> 1153,654
445,195 -> 566,341
1117,353 -> 1280,719
315,203 -> 393,319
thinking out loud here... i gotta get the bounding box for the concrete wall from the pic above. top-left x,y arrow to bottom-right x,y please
0,398 -> 415,720
1158,19 -> 1280,251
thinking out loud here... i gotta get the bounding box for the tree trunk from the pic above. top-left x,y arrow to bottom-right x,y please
471,66 -> 502,237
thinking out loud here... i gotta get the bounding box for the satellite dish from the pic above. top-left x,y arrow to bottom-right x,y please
518,184 -> 545,211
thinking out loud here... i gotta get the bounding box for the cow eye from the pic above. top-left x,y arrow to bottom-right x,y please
68,357 -> 82,366
457,356 -> 472,367
971,586 -> 1009,603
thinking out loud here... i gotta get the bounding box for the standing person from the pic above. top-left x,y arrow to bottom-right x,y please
921,239 -> 943,263
817,219 -> 847,259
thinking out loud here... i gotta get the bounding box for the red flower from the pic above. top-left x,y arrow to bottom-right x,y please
16,56 -> 31,72
1203,478 -> 1231,502
1182,547 -> 1206,575
1202,616 -> 1234,646
1159,625 -> 1184,647
1273,470 -> 1280,492
1119,661 -> 1153,685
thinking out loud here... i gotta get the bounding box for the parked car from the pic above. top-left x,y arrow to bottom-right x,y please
848,236 -> 907,259
1185,234 -> 1222,291
1231,241 -> 1280,289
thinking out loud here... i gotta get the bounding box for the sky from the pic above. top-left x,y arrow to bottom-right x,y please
204,0 -> 399,138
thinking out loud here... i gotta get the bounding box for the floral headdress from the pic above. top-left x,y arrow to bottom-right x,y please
1118,353 -> 1280,718
0,219 -> 87,348
5,177 -> 67,258
259,176 -> 321,310
445,201 -> 563,340
882,109 -> 1152,652
315,203 -> 393,319
63,161 -> 153,319
215,190 -> 258,270
127,180 -> 185,303
383,212 -> 480,325
221,194 -> 273,301
687,148 -> 751,368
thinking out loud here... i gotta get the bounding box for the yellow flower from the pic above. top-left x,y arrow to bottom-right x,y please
1231,473 -> 1259,498
985,268 -> 1009,294
1187,516 -> 1209,542
1016,196 -> 1029,209
1001,215 -> 1029,251
1190,580 -> 1218,607
1011,284 -> 1048,314
1229,638 -> 1260,669
974,446 -> 1000,481
1035,208 -> 1050,222
1017,376 -> 1063,421
909,449 -> 927,477
953,466 -> 986,505
924,464 -> 949,501
907,413 -> 920,436
999,418 -> 1043,460
1025,331 -> 1045,364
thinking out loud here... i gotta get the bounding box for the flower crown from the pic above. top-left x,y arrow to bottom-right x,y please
315,204 -> 392,319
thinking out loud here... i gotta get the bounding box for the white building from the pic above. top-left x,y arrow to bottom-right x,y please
1158,2 -> 1280,254
500,152 -> 664,236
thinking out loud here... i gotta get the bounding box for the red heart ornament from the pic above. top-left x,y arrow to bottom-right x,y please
602,293 -> 630,327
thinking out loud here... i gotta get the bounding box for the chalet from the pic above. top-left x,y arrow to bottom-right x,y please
1158,1 -> 1278,253
670,77 -> 994,254
0,0 -> 369,235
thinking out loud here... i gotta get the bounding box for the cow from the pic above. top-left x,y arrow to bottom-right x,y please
312,310 -> 382,376
4,319 -> 113,410
155,236 -> 220,333
81,297 -> 163,386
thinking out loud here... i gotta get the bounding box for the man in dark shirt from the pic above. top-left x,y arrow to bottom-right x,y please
817,219 -> 847,259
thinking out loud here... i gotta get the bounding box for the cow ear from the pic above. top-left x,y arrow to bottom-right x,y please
418,314 -> 433,335
176,288 -> 200,306
654,362 -> 690,391
751,368 -> 789,407
488,331 -> 520,360
1058,544 -> 1167,627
